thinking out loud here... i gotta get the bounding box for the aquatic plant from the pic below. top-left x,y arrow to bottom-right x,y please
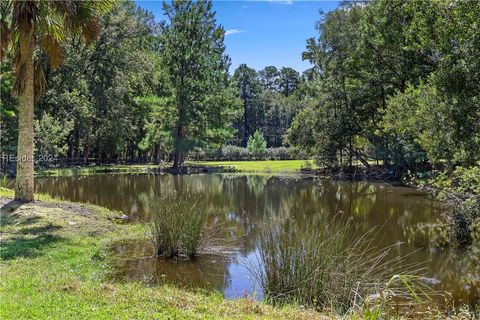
255,214 -> 430,314
145,190 -> 209,259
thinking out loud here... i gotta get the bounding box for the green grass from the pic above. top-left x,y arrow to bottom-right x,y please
34,160 -> 314,177
0,187 -> 324,319
192,160 -> 315,173
37,164 -> 167,177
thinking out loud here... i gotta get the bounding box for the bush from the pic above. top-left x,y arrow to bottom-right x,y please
220,145 -> 251,161
247,130 -> 267,159
190,145 -> 296,161
264,147 -> 292,160
449,196 -> 480,248
144,190 -> 209,258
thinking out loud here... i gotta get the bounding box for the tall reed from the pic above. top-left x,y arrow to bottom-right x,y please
144,190 -> 209,259
255,214 -> 428,314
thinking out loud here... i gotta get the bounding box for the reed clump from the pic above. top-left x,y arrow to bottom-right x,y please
145,190 -> 209,259
256,215 -> 430,314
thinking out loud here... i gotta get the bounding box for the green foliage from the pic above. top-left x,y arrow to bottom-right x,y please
137,96 -> 176,159
289,0 -> 480,175
232,64 -> 303,148
247,130 -> 267,159
218,145 -> 251,161
411,163 -> 480,196
450,197 -> 480,248
383,82 -> 454,166
194,146 -> 294,161
34,113 -> 73,159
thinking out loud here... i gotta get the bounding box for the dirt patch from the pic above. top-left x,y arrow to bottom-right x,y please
0,196 -> 117,240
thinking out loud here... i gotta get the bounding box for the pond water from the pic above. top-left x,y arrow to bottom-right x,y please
36,173 -> 479,307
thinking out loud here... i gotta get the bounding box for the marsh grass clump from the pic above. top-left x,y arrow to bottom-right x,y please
255,215 -> 431,314
145,190 -> 209,259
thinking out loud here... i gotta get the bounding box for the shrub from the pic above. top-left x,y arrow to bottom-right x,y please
449,196 -> 480,248
144,190 -> 209,258
220,145 -> 250,161
265,147 -> 292,160
189,145 -> 296,161
247,130 -> 267,159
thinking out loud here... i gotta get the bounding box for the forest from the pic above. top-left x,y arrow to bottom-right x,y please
2,0 -> 479,175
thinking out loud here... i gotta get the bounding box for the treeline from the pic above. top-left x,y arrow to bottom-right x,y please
231,64 -> 305,148
1,0 -> 478,176
287,0 -> 479,176
1,1 -> 305,168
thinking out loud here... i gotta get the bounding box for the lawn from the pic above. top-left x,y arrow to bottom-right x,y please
192,160 -> 315,173
34,160 -> 314,177
36,164 -> 166,177
0,187 -> 325,319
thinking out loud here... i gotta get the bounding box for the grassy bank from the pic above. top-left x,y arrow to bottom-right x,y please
36,164 -> 166,177
0,187 -> 323,319
192,160 -> 314,173
31,160 -> 314,177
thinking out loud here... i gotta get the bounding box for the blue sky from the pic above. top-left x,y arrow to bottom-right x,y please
134,1 -> 340,73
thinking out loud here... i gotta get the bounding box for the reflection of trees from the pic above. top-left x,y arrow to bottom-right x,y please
36,175 -> 447,252
36,174 -> 447,252
110,240 -> 230,291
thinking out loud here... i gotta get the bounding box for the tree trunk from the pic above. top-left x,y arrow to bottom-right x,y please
173,100 -> 185,170
242,100 -> 248,147
155,144 -> 161,164
15,45 -> 35,202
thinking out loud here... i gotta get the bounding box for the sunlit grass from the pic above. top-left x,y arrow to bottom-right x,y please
193,160 -> 315,173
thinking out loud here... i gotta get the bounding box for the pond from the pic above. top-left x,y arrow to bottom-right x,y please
36,173 -> 478,307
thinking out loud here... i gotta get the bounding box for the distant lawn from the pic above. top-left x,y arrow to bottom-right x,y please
35,160 -> 315,177
193,160 -> 315,173
36,164 -> 166,177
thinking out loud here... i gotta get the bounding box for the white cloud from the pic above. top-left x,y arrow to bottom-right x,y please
225,29 -> 244,36
267,0 -> 293,4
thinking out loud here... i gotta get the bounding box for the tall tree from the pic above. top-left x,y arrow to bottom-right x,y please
258,66 -> 279,91
0,0 -> 111,202
278,67 -> 299,97
233,64 -> 262,146
160,0 -> 240,169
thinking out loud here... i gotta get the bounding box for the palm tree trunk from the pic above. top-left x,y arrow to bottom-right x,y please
15,48 -> 35,202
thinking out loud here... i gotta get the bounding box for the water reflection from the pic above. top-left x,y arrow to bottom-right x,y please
36,173 -> 478,305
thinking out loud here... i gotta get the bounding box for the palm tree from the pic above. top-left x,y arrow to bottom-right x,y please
0,0 -> 112,202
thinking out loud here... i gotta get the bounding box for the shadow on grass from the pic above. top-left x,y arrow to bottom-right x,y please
0,200 -> 25,226
1,200 -> 64,260
0,234 -> 63,260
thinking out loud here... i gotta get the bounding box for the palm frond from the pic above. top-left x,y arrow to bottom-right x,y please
0,19 -> 10,62
34,59 -> 46,98
61,0 -> 113,43
39,34 -> 63,68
